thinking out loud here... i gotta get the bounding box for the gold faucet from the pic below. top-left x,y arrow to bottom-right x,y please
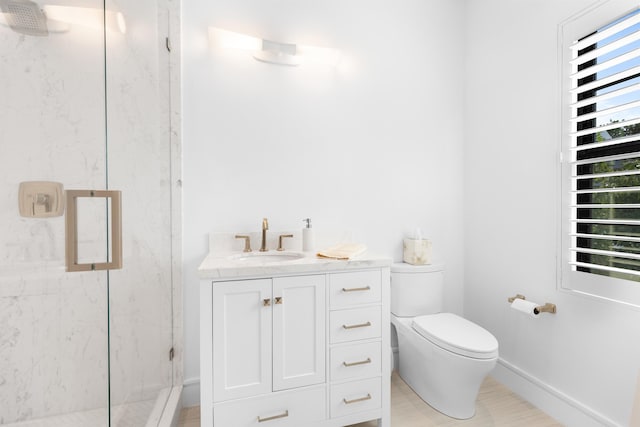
260,218 -> 269,252
277,234 -> 293,251
235,235 -> 252,252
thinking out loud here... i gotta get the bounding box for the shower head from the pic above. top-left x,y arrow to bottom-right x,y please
0,0 -> 48,37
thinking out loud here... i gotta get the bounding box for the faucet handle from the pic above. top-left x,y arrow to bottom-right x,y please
235,235 -> 252,252
277,234 -> 294,251
262,218 -> 269,230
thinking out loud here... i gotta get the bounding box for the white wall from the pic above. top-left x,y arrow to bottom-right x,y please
464,1 -> 640,425
182,0 -> 466,404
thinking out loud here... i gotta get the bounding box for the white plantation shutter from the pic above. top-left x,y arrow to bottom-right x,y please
562,2 -> 640,306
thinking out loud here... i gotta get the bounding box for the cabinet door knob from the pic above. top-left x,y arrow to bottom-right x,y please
263,298 -> 271,307
275,296 -> 283,304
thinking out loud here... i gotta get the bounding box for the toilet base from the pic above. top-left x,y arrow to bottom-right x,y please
393,316 -> 497,420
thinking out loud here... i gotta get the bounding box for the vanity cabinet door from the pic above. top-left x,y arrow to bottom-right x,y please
272,275 -> 326,391
212,279 -> 272,402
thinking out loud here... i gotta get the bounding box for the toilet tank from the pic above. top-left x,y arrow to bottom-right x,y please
390,262 -> 444,317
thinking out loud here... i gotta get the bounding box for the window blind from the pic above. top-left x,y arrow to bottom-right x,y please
569,8 -> 640,281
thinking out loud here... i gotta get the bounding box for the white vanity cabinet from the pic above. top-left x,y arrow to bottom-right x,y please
327,270 -> 384,421
211,276 -> 325,401
200,257 -> 390,427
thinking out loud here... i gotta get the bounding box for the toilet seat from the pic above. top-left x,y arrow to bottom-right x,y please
412,313 -> 498,359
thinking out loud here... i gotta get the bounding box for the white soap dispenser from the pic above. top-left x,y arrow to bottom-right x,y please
302,218 -> 315,253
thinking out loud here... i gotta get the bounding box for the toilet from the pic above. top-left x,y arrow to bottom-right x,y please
390,263 -> 498,419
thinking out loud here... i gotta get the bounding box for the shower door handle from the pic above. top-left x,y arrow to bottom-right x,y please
65,189 -> 123,272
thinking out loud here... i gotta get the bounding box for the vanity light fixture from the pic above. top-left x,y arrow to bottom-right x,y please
208,26 -> 340,67
208,27 -> 261,50
253,39 -> 300,66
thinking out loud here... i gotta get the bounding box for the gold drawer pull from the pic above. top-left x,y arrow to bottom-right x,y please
263,298 -> 271,307
257,410 -> 289,422
343,357 -> 371,367
342,321 -> 371,330
342,285 -> 371,292
343,394 -> 372,405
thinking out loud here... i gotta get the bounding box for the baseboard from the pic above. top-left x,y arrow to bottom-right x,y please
182,377 -> 200,408
494,358 -> 619,427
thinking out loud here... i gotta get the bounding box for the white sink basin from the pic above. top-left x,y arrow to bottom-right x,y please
228,251 -> 306,265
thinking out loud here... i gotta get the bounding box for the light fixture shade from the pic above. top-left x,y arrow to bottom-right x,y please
209,27 -> 261,50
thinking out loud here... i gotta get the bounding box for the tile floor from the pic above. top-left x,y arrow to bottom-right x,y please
178,373 -> 563,426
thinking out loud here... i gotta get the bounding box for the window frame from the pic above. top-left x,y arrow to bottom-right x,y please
559,0 -> 640,308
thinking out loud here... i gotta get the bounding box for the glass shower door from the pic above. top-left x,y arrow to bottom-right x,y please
0,0 -> 111,425
105,0 -> 174,425
0,1 -> 175,425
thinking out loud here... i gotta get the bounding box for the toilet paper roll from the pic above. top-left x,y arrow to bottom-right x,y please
510,298 -> 540,318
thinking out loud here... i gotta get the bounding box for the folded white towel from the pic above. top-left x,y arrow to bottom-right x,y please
317,243 -> 367,260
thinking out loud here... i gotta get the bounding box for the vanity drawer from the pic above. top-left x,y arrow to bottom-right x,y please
330,377 -> 381,418
330,341 -> 381,381
213,385 -> 326,427
329,270 -> 381,309
330,306 -> 381,344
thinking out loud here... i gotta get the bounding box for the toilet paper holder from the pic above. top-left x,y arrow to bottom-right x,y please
534,302 -> 557,315
507,294 -> 526,303
507,294 -> 557,315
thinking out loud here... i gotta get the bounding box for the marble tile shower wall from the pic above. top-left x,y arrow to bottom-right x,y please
0,1 -> 174,424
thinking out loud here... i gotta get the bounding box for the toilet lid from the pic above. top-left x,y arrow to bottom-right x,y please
412,313 -> 499,359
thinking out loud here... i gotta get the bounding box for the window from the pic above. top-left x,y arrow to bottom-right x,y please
561,1 -> 640,307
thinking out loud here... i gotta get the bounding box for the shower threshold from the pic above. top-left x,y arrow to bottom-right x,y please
4,386 -> 182,427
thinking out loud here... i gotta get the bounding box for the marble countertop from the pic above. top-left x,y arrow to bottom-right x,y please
198,251 -> 392,280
